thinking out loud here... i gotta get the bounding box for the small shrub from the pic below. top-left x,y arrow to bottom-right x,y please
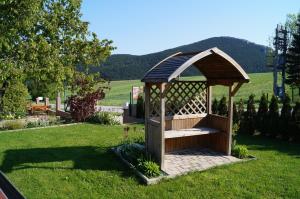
2,120 -> 26,130
242,94 -> 256,134
137,158 -> 160,178
232,123 -> 240,146
212,98 -> 218,114
236,99 -> 244,123
256,93 -> 268,135
232,145 -> 249,159
67,90 -> 105,122
292,102 -> 300,141
48,116 -> 60,125
267,95 -> 280,137
120,143 -> 160,178
136,94 -> 145,118
0,113 -> 15,120
280,94 -> 292,139
26,120 -> 50,128
218,96 -> 228,116
26,116 -> 61,128
2,80 -> 29,115
233,102 -> 238,124
121,144 -> 145,165
87,111 -> 121,125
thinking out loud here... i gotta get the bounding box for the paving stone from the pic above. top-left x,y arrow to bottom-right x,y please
163,148 -> 241,175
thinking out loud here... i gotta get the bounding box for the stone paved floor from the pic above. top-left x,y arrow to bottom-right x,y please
164,148 -> 241,176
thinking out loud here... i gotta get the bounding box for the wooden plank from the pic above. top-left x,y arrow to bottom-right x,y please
231,82 -> 243,96
144,84 -> 150,151
159,83 -> 166,169
207,86 -> 212,114
227,85 -> 234,155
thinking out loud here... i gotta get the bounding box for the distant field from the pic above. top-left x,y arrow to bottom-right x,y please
100,72 -> 299,106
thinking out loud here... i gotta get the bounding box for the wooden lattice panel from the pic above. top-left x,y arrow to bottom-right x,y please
149,84 -> 161,117
165,81 -> 207,116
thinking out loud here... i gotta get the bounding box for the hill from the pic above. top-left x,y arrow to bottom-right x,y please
91,36 -> 269,80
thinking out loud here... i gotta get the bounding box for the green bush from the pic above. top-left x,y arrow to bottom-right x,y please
232,145 -> 249,159
2,120 -> 26,130
136,94 -> 144,118
256,93 -> 268,135
267,95 -> 280,137
87,111 -> 121,125
280,94 -> 292,139
121,144 -> 145,165
212,98 -> 218,114
26,116 -> 60,128
137,158 -> 160,178
2,81 -> 29,115
121,143 -> 160,178
233,102 -> 238,124
242,94 -> 256,134
292,102 -> 300,141
218,96 -> 228,116
236,98 -> 244,124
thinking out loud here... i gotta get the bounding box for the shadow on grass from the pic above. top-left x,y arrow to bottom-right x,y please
0,146 -> 134,178
236,134 -> 300,158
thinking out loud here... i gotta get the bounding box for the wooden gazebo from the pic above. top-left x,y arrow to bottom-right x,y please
141,47 -> 249,169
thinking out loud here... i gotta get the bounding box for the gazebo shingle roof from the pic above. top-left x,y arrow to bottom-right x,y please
142,47 -> 249,84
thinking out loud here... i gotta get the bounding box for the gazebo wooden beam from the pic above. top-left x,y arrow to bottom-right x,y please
226,85 -> 234,155
144,83 -> 150,151
159,83 -> 166,169
231,82 -> 243,96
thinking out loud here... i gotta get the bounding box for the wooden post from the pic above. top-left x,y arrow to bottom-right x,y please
45,97 -> 49,106
159,83 -> 166,169
144,83 -> 150,151
56,92 -> 61,112
227,85 -> 233,155
207,85 -> 212,114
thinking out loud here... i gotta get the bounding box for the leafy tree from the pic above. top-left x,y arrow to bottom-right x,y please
267,95 -> 280,137
256,93 -> 268,135
0,0 -> 114,100
212,98 -> 218,114
243,94 -> 256,134
218,96 -> 228,116
286,14 -> 300,89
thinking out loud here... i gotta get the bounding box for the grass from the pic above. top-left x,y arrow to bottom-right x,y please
0,124 -> 299,198
100,72 -> 300,106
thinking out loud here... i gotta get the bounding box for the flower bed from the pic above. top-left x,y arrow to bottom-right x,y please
113,143 -> 167,185
0,115 -> 71,131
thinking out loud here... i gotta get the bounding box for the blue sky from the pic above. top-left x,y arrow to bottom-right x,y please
81,0 -> 299,55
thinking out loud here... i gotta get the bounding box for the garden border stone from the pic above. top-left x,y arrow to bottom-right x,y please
112,146 -> 167,185
0,122 -> 82,133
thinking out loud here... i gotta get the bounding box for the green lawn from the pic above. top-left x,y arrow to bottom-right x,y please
100,72 -> 300,106
0,124 -> 299,198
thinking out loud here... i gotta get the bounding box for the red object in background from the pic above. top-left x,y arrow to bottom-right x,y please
0,189 -> 8,199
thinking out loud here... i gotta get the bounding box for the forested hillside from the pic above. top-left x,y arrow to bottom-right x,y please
90,36 -> 269,80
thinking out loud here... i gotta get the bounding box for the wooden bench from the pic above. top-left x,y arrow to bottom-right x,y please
28,105 -> 50,114
164,127 -> 220,139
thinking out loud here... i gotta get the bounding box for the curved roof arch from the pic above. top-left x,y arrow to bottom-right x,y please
142,47 -> 250,84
